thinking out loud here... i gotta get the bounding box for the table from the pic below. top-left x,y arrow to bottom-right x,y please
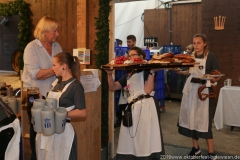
214,86 -> 240,130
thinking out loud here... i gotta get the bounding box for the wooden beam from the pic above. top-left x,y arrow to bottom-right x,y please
108,2 -> 115,158
77,0 -> 87,70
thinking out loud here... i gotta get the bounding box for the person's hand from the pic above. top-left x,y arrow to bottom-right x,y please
210,76 -> 221,83
172,68 -> 182,74
104,69 -> 114,76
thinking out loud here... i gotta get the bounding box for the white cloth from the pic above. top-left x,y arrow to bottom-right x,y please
117,71 -> 162,156
179,58 -> 209,132
36,79 -> 75,160
214,86 -> 240,130
3,118 -> 21,160
118,90 -> 128,105
21,39 -> 62,96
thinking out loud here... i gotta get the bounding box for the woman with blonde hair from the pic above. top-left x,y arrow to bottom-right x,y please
21,16 -> 62,160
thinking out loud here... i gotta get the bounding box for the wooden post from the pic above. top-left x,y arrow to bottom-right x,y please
20,70 -> 31,160
77,0 -> 87,70
108,1 -> 115,159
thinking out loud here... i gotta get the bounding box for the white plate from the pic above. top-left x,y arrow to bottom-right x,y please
199,74 -> 213,80
208,74 -> 225,77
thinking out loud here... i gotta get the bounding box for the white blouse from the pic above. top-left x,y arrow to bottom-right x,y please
21,39 -> 62,97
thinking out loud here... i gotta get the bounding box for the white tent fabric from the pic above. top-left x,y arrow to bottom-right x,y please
114,0 -> 159,48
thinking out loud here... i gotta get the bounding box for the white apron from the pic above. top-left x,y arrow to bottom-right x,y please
2,118 -> 21,160
36,79 -> 75,160
117,71 -> 162,157
179,57 -> 209,132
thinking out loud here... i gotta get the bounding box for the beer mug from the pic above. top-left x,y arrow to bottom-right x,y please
7,97 -> 17,114
41,107 -> 55,136
55,107 -> 67,134
27,87 -> 40,110
33,98 -> 46,107
46,98 -> 58,109
224,79 -> 232,88
31,105 -> 43,132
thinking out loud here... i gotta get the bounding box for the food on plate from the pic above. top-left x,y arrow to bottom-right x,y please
149,52 -> 175,64
174,54 -> 193,59
198,83 -> 217,101
108,55 -> 146,65
210,70 -> 221,75
152,52 -> 174,60
181,58 -> 195,63
173,54 -> 195,63
114,56 -> 129,64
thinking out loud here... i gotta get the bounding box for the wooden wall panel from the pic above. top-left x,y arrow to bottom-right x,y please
144,9 -> 170,47
144,3 -> 201,51
172,3 -> 202,46
71,71 -> 101,160
201,0 -> 240,88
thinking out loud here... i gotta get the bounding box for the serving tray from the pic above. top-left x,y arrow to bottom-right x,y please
101,62 -> 198,70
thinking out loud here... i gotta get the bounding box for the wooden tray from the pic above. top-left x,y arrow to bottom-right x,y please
101,62 -> 198,70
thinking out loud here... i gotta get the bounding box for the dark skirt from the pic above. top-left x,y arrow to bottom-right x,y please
178,97 -> 214,140
68,129 -> 77,160
116,97 -> 165,160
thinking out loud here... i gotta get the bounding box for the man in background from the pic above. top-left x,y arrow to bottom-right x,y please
126,34 -> 136,50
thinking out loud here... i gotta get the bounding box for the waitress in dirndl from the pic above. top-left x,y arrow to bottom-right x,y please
36,52 -> 86,160
176,34 -> 221,160
105,46 -> 165,159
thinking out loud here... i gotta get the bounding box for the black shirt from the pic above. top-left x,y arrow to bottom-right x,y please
52,77 -> 86,110
195,52 -> 221,74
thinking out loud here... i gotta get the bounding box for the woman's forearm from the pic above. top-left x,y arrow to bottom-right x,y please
67,109 -> 86,119
144,70 -> 155,94
180,70 -> 190,76
36,68 -> 55,80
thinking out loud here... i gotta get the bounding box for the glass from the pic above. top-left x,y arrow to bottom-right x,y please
27,87 -> 40,109
129,54 -> 138,57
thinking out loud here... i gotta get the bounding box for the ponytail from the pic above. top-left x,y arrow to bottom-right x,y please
54,52 -> 81,82
72,56 -> 80,81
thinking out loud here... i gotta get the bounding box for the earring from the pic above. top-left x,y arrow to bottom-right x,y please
63,68 -> 65,70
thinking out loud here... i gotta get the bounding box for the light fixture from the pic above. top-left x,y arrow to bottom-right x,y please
214,15 -> 226,30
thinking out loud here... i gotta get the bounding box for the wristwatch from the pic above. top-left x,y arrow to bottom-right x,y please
149,71 -> 155,76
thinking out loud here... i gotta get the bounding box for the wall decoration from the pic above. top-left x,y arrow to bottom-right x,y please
214,15 -> 226,30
